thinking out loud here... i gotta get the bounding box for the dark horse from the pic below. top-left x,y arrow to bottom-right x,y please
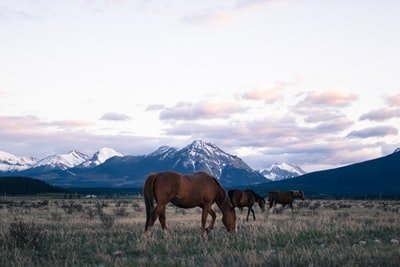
267,190 -> 305,215
228,189 -> 266,221
143,171 -> 236,237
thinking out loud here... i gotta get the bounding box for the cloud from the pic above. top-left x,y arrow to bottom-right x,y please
0,116 -> 93,137
181,0 -> 278,24
146,104 -> 165,111
346,126 -> 398,139
359,108 -> 400,122
242,87 -> 281,102
100,112 -> 131,121
0,6 -> 36,20
314,118 -> 353,133
0,115 -> 162,158
295,108 -> 347,123
299,90 -> 358,107
159,99 -> 246,120
385,94 -> 400,106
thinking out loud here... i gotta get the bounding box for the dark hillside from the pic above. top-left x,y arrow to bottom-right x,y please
0,176 -> 67,195
250,151 -> 400,198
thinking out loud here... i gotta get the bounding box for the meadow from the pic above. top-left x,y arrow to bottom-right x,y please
1,196 -> 400,267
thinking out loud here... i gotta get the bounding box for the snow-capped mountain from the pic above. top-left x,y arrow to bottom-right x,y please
33,150 -> 90,171
175,140 -> 254,178
0,148 -> 124,173
259,163 -> 306,181
1,141 -> 299,187
80,147 -> 123,167
0,151 -> 37,172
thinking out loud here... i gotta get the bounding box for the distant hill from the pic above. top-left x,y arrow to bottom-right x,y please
0,177 -> 67,195
251,150 -> 400,198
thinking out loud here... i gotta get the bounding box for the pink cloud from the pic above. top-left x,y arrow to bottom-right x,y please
385,94 -> 400,106
300,90 -> 358,107
242,87 -> 281,102
159,99 -> 246,120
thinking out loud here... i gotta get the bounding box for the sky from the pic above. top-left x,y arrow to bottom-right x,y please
1,0 -> 400,172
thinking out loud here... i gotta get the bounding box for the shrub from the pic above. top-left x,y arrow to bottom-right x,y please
99,213 -> 114,231
114,207 -> 128,217
8,219 -> 46,251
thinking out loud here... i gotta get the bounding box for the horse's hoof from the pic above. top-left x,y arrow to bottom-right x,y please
206,228 -> 211,233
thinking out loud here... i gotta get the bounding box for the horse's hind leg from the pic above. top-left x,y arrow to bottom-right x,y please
149,204 -> 168,231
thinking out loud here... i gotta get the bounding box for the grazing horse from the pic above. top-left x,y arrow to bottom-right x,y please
143,171 -> 236,237
267,190 -> 305,215
228,189 -> 266,221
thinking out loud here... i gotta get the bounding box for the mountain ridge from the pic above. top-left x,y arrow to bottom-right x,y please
1,141 -> 277,187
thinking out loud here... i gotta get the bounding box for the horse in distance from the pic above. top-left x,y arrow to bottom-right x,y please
267,190 -> 305,215
228,189 -> 266,221
143,171 -> 236,237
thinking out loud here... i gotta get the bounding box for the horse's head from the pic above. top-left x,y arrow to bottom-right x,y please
222,206 -> 237,233
258,198 -> 266,211
297,191 -> 305,200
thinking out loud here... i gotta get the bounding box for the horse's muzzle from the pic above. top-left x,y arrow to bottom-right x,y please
229,226 -> 237,234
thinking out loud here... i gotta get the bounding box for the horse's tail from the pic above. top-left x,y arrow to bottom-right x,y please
144,173 -> 157,231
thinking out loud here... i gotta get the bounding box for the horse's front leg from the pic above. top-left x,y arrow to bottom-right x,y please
206,208 -> 216,233
200,206 -> 210,237
290,202 -> 294,214
249,207 -> 256,221
246,208 -> 251,221
267,202 -> 274,216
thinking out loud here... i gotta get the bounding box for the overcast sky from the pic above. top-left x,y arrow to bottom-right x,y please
1,0 -> 399,172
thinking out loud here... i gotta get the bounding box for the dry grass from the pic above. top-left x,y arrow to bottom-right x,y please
1,197 -> 400,266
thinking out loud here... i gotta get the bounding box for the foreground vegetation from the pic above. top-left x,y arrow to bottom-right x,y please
1,196 -> 399,266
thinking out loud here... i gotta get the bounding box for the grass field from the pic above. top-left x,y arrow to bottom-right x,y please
1,196 -> 400,266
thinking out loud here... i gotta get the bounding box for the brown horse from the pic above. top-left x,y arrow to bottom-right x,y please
228,189 -> 266,221
267,190 -> 305,215
143,171 -> 236,237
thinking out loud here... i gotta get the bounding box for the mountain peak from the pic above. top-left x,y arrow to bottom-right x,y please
93,147 -> 123,162
34,150 -> 90,170
80,147 -> 123,167
0,151 -> 37,172
147,145 -> 177,160
259,162 -> 306,181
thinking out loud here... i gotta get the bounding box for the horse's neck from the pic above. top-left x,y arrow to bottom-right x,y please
215,186 -> 231,212
216,196 -> 231,212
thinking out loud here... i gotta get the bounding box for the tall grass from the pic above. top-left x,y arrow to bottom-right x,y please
1,198 -> 399,266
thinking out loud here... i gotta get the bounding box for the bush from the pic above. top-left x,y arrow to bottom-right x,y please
99,213 -> 114,231
8,219 -> 46,251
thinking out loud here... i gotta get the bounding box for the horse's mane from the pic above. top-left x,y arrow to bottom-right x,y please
211,176 -> 233,211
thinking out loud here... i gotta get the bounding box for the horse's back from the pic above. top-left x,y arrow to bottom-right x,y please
152,171 -> 221,205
